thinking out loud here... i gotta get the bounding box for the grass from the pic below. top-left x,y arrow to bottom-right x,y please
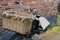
57,14 -> 60,26
48,14 -> 60,29
58,15 -> 60,20
52,26 -> 60,32
52,14 -> 60,31
49,14 -> 60,31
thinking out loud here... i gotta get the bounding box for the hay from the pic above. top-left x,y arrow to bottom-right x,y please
2,18 -> 32,35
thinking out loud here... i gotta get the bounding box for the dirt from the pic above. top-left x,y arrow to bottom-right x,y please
40,27 -> 60,40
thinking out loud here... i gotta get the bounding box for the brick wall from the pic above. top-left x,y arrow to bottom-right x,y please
0,0 -> 58,23
0,0 -> 58,16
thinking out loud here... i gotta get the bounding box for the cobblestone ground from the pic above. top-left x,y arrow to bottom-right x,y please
40,26 -> 60,40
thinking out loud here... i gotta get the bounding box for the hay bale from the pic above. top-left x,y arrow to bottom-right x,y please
2,12 -> 32,35
2,18 -> 32,34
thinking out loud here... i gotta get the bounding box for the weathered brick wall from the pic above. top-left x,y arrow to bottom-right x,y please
0,0 -> 58,16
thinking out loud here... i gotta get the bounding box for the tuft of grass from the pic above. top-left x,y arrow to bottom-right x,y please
49,22 -> 55,29
49,15 -> 60,30
58,15 -> 60,20
57,15 -> 60,26
52,26 -> 60,32
50,15 -> 60,32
